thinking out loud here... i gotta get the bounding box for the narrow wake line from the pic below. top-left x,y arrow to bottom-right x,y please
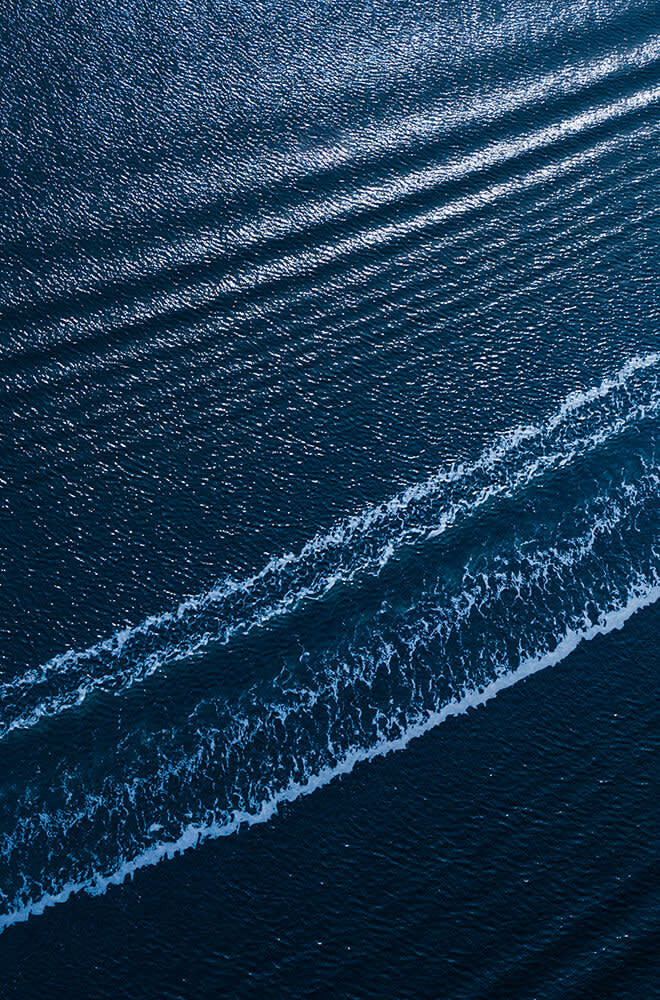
2,576 -> 657,935
228,34 -> 660,206
224,79 -> 660,261
219,119 -> 660,302
6,32 -> 660,325
6,142 -> 657,403
1,352 -> 658,737
6,82 -> 660,369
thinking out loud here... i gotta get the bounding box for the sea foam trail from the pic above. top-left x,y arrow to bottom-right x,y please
0,490 -> 660,931
1,352 -> 658,737
0,388 -> 657,925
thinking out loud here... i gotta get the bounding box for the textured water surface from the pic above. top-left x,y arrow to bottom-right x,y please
1,0 -> 660,995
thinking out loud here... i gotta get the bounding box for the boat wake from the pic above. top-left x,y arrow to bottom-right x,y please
0,354 -> 659,932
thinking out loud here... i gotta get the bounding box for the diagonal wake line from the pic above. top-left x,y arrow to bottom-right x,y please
1,352 -> 658,740
9,30 -> 660,326
223,77 -> 660,263
3,25 -> 658,330
223,34 -> 660,212
7,135 -> 659,406
2,569 -> 658,935
6,68 -> 660,372
0,397 -> 658,931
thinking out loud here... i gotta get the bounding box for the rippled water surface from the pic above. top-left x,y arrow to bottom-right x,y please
1,0 -> 660,995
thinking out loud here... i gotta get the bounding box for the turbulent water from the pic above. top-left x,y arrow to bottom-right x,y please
1,0 -> 660,995
0,352 -> 659,931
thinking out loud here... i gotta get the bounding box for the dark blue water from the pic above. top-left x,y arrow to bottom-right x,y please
1,0 -> 660,995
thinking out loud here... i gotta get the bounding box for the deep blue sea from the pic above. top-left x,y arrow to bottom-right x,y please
1,0 -> 660,995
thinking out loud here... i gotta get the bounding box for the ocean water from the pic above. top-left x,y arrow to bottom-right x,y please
1,0 -> 659,995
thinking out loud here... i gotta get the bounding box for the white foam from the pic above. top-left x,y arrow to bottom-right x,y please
2,574 -> 658,935
1,352 -> 658,736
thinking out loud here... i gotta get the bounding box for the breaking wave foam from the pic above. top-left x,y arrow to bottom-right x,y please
2,569 -> 658,934
0,368 -> 658,930
1,352 -> 658,737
